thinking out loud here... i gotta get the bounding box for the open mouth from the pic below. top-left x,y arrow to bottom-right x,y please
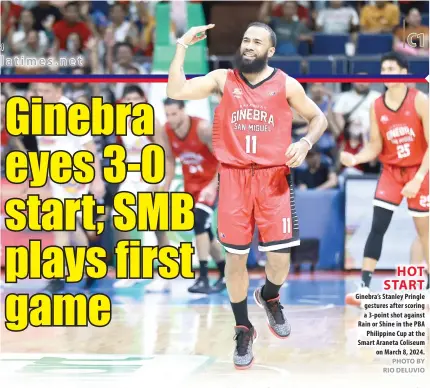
243,52 -> 256,58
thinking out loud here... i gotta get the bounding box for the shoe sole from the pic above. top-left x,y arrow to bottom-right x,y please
188,288 -> 213,294
211,285 -> 227,294
253,289 -> 290,339
234,329 -> 258,370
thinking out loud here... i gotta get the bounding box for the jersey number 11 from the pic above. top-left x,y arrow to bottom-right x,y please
245,135 -> 257,154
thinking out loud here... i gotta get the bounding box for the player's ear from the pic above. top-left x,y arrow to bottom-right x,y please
268,47 -> 275,58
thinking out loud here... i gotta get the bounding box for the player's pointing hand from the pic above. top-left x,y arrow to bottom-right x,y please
179,24 -> 215,46
285,139 -> 310,168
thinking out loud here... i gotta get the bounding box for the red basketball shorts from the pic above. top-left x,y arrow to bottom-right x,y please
217,165 -> 300,254
374,164 -> 429,217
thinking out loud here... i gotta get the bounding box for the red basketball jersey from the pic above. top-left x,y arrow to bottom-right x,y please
213,69 -> 293,168
165,116 -> 219,194
375,88 -> 426,167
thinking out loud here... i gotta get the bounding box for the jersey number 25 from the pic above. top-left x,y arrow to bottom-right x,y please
397,144 -> 410,159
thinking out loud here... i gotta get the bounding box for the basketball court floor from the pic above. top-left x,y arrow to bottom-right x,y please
1,271 -> 429,388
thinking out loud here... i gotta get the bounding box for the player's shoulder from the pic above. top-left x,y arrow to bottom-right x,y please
412,88 -> 429,113
284,73 -> 304,97
411,88 -> 428,102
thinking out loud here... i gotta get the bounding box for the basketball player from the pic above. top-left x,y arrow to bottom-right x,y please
341,52 -> 429,306
112,85 -> 171,289
167,22 -> 328,369
158,97 -> 226,294
31,83 -> 105,293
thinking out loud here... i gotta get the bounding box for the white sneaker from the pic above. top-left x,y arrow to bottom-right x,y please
145,277 -> 171,293
345,286 -> 370,308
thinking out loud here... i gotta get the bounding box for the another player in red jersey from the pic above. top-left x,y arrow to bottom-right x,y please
341,52 -> 429,307
167,22 -> 328,369
159,98 -> 226,294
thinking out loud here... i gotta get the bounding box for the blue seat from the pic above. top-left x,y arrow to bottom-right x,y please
335,58 -> 348,74
269,58 -> 302,75
308,58 -> 334,74
356,34 -> 393,55
422,13 -> 429,26
312,33 -> 349,55
409,59 -> 429,76
349,58 -> 381,74
307,57 -> 348,74
298,41 -> 310,56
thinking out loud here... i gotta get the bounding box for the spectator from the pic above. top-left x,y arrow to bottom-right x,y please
13,30 -> 48,75
360,1 -> 400,33
52,1 -> 91,52
105,39 -> 149,100
21,29 -> 46,56
59,32 -> 88,69
259,1 -> 310,26
393,8 -> 429,56
31,1 -> 62,32
332,77 -> 381,172
107,3 -> 139,47
308,83 -> 337,160
8,9 -> 49,55
135,2 -> 156,56
398,1 -> 429,15
294,148 -> 338,190
63,68 -> 93,101
316,1 -> 359,34
1,1 -> 24,39
268,2 -> 313,55
294,83 -> 336,159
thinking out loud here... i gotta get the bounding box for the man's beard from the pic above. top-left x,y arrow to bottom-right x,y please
234,50 -> 268,74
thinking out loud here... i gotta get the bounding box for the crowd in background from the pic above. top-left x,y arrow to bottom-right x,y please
260,0 -> 428,56
1,1 -> 429,193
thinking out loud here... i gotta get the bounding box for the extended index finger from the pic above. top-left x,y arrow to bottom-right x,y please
195,24 -> 215,33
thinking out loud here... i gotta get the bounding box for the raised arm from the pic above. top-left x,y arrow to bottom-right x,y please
167,25 -> 226,100
340,102 -> 382,167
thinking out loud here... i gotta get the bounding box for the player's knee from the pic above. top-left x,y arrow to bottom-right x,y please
370,206 -> 393,235
266,251 -> 290,272
225,253 -> 247,277
414,217 -> 429,239
193,207 -> 211,236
